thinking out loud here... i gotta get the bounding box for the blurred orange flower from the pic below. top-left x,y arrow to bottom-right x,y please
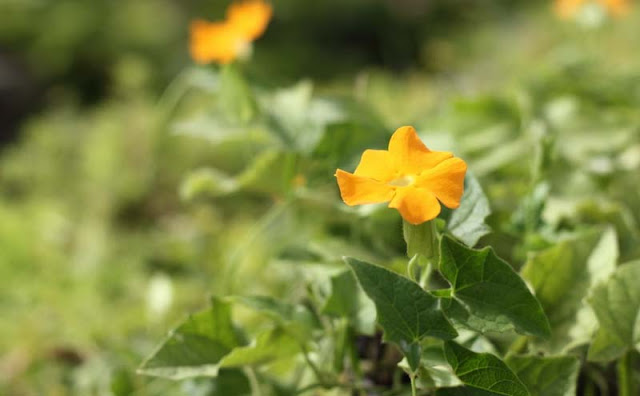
604,0 -> 631,15
190,0 -> 272,64
554,0 -> 630,18
555,0 -> 586,17
335,126 -> 467,225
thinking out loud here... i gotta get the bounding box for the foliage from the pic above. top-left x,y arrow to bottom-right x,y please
2,1 -> 640,395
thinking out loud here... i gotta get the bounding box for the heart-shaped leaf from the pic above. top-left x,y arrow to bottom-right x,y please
439,236 -> 550,338
437,341 -> 529,396
345,257 -> 457,370
587,261 -> 640,362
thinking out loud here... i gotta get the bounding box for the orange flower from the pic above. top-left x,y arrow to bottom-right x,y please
554,0 -> 630,18
189,0 -> 272,64
603,0 -> 630,15
190,20 -> 238,64
555,0 -> 587,18
335,126 -> 467,225
226,0 -> 272,41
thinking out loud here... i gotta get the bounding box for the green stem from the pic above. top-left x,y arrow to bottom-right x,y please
410,372 -> 418,396
617,351 -> 637,396
301,344 -> 327,384
244,367 -> 263,396
584,380 -> 596,396
418,259 -> 433,289
507,336 -> 528,356
586,365 -> 609,396
333,318 -> 348,372
407,254 -> 420,282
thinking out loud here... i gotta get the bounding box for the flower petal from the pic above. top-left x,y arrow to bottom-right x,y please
388,187 -> 441,224
416,157 -> 467,209
353,149 -> 396,181
335,169 -> 394,206
387,126 -> 453,175
189,20 -> 238,64
226,0 -> 272,41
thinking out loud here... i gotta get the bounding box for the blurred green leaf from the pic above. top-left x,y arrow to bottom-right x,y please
505,355 -> 580,396
313,120 -> 389,170
110,367 -> 135,396
179,168 -> 238,200
573,201 -> 640,261
171,116 -> 269,145
182,369 -> 251,396
219,327 -> 300,368
446,172 -> 491,247
437,341 -> 529,396
439,236 -> 550,338
236,150 -> 299,196
138,297 -> 243,380
263,80 -> 345,152
321,269 -> 359,318
345,257 -> 457,371
219,64 -> 257,124
230,296 -> 319,341
472,138 -> 530,177
587,261 -> 640,362
186,67 -> 220,92
521,228 -> 618,353
511,182 -> 549,235
321,269 -> 376,335
211,369 -> 251,395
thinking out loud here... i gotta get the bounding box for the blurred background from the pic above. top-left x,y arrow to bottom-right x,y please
1,0 -> 640,394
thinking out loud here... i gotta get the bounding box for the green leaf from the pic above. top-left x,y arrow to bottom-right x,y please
110,367 -> 134,396
414,339 -> 463,389
219,327 -> 300,368
437,341 -> 529,396
441,297 -> 518,335
437,388 -> 514,396
211,369 -> 251,395
313,120 -> 389,170
219,64 -> 256,124
587,261 -> 640,362
505,355 -> 580,396
521,228 -> 618,353
510,182 -> 549,234
345,257 -> 457,369
230,295 -> 319,341
439,236 -> 550,338
263,80 -> 344,152
572,200 -> 640,261
185,66 -> 220,92
171,115 -> 268,145
236,150 -> 299,196
446,172 -> 491,247
321,270 -> 358,317
183,369 -> 251,396
345,257 -> 458,342
321,269 -> 377,335
179,168 -> 238,200
138,297 -> 243,380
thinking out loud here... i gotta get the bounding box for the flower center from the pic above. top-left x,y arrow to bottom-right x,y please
388,175 -> 415,187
